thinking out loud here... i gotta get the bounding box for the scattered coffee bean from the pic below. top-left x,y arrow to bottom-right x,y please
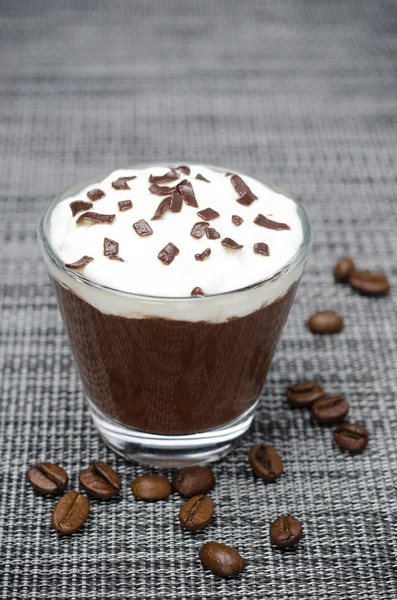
27,462 -> 69,495
312,395 -> 349,424
173,466 -> 215,497
199,542 -> 245,577
308,311 -> 344,334
79,462 -> 121,499
349,270 -> 390,296
287,381 -> 324,408
179,495 -> 214,531
52,491 -> 90,535
334,423 -> 369,453
333,256 -> 355,282
131,474 -> 172,501
248,444 -> 283,481
270,515 -> 303,549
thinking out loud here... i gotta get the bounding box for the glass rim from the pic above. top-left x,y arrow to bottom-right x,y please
38,162 -> 313,303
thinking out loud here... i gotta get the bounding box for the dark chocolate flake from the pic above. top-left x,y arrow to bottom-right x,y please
65,256 -> 94,269
191,287 -> 205,296
69,200 -> 93,217
133,219 -> 153,236
206,227 -> 220,240
197,207 -> 220,220
195,173 -> 210,183
221,237 -> 243,249
225,172 -> 234,177
254,242 -> 270,256
158,242 -> 179,265
104,237 -> 119,256
112,176 -> 136,190
149,183 -> 176,196
149,170 -> 179,185
232,215 -> 243,226
191,222 -> 210,239
152,196 -> 172,220
108,255 -> 124,262
254,213 -> 290,230
175,165 -> 191,175
195,248 -> 211,261
231,175 -> 258,206
170,189 -> 183,213
76,212 -> 115,225
87,188 -> 105,201
118,199 -> 133,211
177,179 -> 198,208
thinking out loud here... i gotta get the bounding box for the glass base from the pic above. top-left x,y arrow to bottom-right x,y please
87,398 -> 258,467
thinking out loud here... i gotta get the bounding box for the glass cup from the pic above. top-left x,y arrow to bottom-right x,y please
38,165 -> 312,467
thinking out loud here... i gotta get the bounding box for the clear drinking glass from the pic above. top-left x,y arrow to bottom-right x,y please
38,165 -> 312,467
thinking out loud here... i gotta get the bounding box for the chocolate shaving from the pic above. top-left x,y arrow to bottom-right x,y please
195,248 -> 211,261
104,237 -> 118,256
170,189 -> 183,213
152,196 -> 172,220
87,189 -> 105,201
65,256 -> 93,269
175,165 -> 191,175
254,213 -> 290,230
232,215 -> 243,226
225,172 -> 235,177
133,219 -> 153,236
221,237 -> 243,249
197,207 -> 220,220
191,287 -> 205,296
149,183 -> 176,196
191,222 -> 210,239
231,175 -> 258,206
158,242 -> 179,265
69,200 -> 93,217
206,227 -> 220,240
195,173 -> 210,183
149,169 -> 179,185
177,179 -> 198,207
76,212 -> 115,225
254,242 -> 270,256
112,176 -> 136,190
108,255 -> 124,262
118,199 -> 133,211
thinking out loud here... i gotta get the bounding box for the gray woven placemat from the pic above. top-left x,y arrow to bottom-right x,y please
1,0 -> 397,598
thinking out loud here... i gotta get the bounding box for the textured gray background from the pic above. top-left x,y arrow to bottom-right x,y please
1,0 -> 397,598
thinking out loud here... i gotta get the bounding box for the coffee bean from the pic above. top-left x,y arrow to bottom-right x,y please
308,311 -> 344,334
287,381 -> 324,408
334,423 -> 369,453
199,542 -> 245,577
79,462 -> 121,499
179,494 -> 214,531
52,491 -> 90,535
333,256 -> 355,282
172,466 -> 215,498
312,395 -> 349,424
249,444 -> 283,481
131,474 -> 172,501
349,270 -> 390,296
27,462 -> 69,495
270,515 -> 303,549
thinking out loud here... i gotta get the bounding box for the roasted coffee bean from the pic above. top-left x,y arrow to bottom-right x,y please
312,395 -> 349,424
308,311 -> 344,334
287,381 -> 324,408
179,495 -> 214,531
79,462 -> 121,499
199,542 -> 245,577
249,444 -> 283,481
334,423 -> 369,453
173,466 -> 215,497
270,515 -> 303,549
52,491 -> 90,535
27,462 -> 69,495
131,474 -> 172,501
349,270 -> 390,296
333,256 -> 355,282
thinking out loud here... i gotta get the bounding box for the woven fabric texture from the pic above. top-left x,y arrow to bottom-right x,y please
1,0 -> 397,598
